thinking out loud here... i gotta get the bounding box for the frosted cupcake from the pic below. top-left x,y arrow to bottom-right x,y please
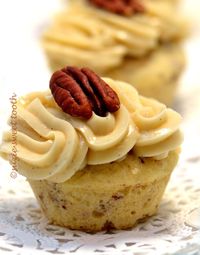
0,67 -> 183,232
42,0 -> 187,105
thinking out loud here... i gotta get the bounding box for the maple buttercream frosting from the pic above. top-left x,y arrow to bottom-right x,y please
0,74 -> 182,183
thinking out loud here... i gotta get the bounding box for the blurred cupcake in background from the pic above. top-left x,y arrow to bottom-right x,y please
42,0 -> 187,105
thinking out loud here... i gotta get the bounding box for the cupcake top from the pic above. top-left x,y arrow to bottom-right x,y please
42,0 -> 186,73
0,67 -> 183,183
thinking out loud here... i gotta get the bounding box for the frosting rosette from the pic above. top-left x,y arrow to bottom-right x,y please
0,79 -> 183,183
42,0 -> 187,73
106,79 -> 183,160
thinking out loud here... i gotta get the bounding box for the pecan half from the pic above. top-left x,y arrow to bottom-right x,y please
49,67 -> 120,119
89,0 -> 144,16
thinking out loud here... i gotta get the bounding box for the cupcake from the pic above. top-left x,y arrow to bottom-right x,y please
42,0 -> 187,105
0,67 -> 183,232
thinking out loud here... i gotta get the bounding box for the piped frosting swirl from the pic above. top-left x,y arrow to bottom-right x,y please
42,0 -> 186,73
0,79 -> 183,183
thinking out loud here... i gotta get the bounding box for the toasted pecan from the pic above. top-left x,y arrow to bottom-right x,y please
89,0 -> 144,16
49,67 -> 120,119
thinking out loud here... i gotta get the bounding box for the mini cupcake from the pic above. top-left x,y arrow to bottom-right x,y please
0,67 -> 183,232
42,0 -> 187,105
